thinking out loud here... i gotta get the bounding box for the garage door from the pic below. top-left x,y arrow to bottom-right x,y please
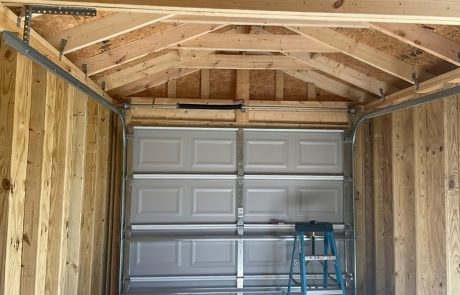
124,127 -> 351,294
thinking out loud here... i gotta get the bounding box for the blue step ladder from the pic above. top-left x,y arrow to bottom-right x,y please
287,221 -> 346,295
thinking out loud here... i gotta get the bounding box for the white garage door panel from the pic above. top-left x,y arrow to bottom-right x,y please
244,180 -> 343,223
133,128 -> 237,173
130,241 -> 236,276
244,130 -> 343,174
131,179 -> 237,223
244,240 -> 346,275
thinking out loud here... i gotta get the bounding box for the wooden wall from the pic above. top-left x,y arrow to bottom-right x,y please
355,97 -> 460,295
0,37 -> 113,295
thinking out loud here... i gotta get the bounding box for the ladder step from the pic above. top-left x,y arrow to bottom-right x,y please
304,255 -> 336,261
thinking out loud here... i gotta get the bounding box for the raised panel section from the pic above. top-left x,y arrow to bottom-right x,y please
133,128 -> 236,173
245,188 -> 288,219
244,179 -> 343,223
130,241 -> 236,276
244,130 -> 343,174
192,188 -> 235,216
131,179 -> 237,223
245,140 -> 288,170
192,139 -> 235,170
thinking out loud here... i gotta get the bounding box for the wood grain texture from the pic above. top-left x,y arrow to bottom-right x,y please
443,95 -> 460,294
0,40 -> 33,295
64,90 -> 88,295
20,64 -> 57,295
392,109 -> 416,295
77,100 -> 99,295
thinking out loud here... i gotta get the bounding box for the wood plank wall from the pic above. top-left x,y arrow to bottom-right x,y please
355,97 -> 460,295
0,38 -> 113,295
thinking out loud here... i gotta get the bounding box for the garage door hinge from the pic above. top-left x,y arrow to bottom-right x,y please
344,224 -> 353,237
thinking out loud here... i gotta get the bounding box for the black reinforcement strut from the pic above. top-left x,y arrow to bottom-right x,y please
176,103 -> 244,110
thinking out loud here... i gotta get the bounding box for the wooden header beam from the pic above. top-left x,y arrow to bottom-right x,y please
5,1 -> 460,25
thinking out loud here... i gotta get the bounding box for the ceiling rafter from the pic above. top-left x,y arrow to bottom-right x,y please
285,70 -> 374,102
74,23 -> 226,75
110,68 -> 200,98
288,26 -> 432,83
250,26 -> 397,96
369,23 -> 460,67
47,12 -> 173,54
99,50 -> 212,91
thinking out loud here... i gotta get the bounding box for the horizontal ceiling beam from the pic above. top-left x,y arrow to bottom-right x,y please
74,23 -> 224,75
369,23 -> 460,67
289,26 -> 430,83
179,54 -> 310,70
163,15 -> 370,28
47,12 -> 172,54
173,33 -> 337,52
285,70 -> 375,102
5,1 -> 460,25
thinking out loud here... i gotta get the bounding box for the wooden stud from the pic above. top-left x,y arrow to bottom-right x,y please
236,69 -> 250,123
167,78 -> 177,98
275,70 -> 284,101
0,37 -> 33,295
200,69 -> 210,99
20,64 -> 57,295
307,83 -> 317,100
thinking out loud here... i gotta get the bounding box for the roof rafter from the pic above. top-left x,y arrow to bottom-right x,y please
285,70 -> 374,102
110,68 -> 199,98
75,23 -> 225,75
369,23 -> 460,67
47,12 -> 173,54
288,27 -> 431,83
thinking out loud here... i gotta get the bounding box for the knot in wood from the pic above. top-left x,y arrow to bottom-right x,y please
448,179 -> 456,189
2,178 -> 13,191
